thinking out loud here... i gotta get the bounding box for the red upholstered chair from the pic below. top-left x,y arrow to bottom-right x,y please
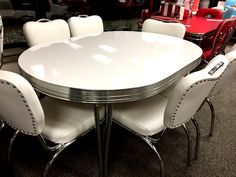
196,8 -> 223,19
141,0 -> 190,24
201,17 -> 236,61
141,8 -> 152,23
141,0 -> 161,22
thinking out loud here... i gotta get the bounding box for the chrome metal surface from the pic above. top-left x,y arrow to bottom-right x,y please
182,123 -> 192,166
20,58 -> 201,104
191,118 -> 200,160
8,130 -> 19,165
206,98 -> 215,136
94,104 -> 104,177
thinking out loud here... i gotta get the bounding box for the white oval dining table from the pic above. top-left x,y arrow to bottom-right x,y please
18,31 -> 203,177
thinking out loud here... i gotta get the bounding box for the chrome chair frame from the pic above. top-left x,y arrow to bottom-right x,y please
0,119 -> 4,131
113,120 -> 166,177
205,50 -> 236,136
113,55 -> 228,177
0,70 -> 105,177
7,124 -> 96,177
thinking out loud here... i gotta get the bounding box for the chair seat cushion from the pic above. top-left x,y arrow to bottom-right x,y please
113,94 -> 167,136
41,97 -> 104,144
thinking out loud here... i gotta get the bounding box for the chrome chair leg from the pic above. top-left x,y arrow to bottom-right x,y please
0,119 -> 4,131
43,142 -> 73,177
191,118 -> 200,160
141,136 -> 164,177
8,130 -> 19,165
182,124 -> 192,166
206,98 -> 215,136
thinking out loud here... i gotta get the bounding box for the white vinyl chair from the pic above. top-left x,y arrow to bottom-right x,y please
68,15 -> 104,37
113,55 -> 228,177
206,48 -> 236,136
23,18 -> 70,47
0,70 -> 104,177
142,19 -> 186,38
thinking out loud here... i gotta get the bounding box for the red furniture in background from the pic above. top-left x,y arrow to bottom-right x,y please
144,15 -> 223,45
200,17 -> 236,61
196,8 -> 223,19
181,16 -> 223,43
141,0 -> 236,62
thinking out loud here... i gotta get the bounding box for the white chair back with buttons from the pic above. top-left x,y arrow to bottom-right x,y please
209,48 -> 236,96
205,50 -> 236,136
0,70 -> 104,177
23,19 -> 70,47
142,19 -> 186,38
164,55 -> 228,128
68,15 -> 104,37
113,54 -> 228,175
0,70 -> 44,135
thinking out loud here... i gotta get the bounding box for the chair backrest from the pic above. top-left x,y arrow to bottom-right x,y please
142,19 -> 186,38
219,17 -> 236,53
23,19 -> 70,47
164,54 -> 229,128
196,8 -> 223,19
209,48 -> 236,96
0,70 -> 44,135
208,18 -> 236,60
68,15 -> 104,37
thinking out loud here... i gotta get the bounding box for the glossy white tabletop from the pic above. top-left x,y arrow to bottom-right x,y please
18,31 -> 202,103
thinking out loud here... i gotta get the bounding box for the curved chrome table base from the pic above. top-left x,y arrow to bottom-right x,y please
104,104 -> 112,177
94,104 -> 104,177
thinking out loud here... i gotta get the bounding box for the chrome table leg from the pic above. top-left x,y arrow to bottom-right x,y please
94,104 -> 104,177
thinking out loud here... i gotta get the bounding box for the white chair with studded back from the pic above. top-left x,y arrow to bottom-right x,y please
0,70 -> 104,177
206,48 -> 236,136
68,15 -> 104,37
142,18 -> 186,38
23,18 -> 70,47
113,55 -> 228,177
